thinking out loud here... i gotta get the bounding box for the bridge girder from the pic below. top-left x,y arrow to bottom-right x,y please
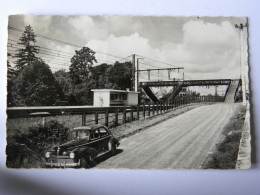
140,79 -> 232,87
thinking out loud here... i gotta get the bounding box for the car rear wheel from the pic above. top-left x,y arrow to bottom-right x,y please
110,144 -> 116,156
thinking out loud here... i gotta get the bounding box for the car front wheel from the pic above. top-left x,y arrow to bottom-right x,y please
80,156 -> 90,168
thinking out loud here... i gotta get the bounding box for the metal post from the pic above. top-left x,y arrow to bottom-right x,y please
42,118 -> 45,127
114,109 -> 118,125
105,109 -> 109,127
82,113 -> 86,126
136,58 -> 143,92
143,104 -> 145,118
131,106 -> 134,121
132,54 -> 136,91
235,23 -> 247,106
137,104 -> 139,120
123,106 -> 126,124
95,112 -> 98,124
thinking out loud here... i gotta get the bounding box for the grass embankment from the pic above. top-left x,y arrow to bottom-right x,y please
201,104 -> 246,169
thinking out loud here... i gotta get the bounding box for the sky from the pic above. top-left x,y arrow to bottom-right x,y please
7,15 -> 248,95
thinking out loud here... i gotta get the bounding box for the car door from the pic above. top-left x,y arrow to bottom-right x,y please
88,128 -> 104,154
98,127 -> 111,152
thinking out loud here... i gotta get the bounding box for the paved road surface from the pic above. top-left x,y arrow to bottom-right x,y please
95,103 -> 239,169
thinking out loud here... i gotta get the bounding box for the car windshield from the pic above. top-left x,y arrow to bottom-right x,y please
69,130 -> 90,141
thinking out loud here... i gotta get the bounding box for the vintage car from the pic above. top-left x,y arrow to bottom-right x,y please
45,124 -> 120,168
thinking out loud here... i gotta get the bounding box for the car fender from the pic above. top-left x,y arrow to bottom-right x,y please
108,137 -> 120,149
77,146 -> 98,159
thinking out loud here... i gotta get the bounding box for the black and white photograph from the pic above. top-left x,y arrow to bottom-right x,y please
6,15 -> 250,169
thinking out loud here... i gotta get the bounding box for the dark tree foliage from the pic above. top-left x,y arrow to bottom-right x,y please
108,61 -> 132,90
90,63 -> 114,89
53,69 -> 70,100
52,61 -> 132,106
69,47 -> 97,84
12,59 -> 63,106
7,60 -> 17,106
13,25 -> 40,70
72,80 -> 96,105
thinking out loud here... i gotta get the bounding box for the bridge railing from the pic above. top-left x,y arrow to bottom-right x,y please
234,79 -> 242,102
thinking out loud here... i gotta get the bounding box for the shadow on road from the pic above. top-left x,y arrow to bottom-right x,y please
88,149 -> 123,168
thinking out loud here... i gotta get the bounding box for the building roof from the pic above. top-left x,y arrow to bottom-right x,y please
91,89 -> 139,93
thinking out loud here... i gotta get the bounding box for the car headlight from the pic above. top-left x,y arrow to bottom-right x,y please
45,152 -> 51,158
69,152 -> 75,159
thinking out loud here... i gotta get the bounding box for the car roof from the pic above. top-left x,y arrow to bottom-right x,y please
71,124 -> 106,132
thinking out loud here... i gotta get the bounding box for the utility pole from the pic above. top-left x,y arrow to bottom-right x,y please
136,58 -> 143,92
132,54 -> 136,91
135,58 -> 144,92
235,23 -> 248,106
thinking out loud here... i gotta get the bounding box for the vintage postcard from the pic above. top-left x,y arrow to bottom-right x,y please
6,16 -> 250,169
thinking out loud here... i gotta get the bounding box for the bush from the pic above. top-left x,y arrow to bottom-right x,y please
6,120 -> 69,168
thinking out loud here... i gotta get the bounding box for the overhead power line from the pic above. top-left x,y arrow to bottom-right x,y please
7,42 -> 117,66
136,54 -> 180,68
8,26 -> 126,60
139,59 -> 161,69
8,39 -> 74,56
118,55 -> 132,62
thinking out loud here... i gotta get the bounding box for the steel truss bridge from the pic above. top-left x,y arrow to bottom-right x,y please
139,79 -> 240,103
139,79 -> 232,87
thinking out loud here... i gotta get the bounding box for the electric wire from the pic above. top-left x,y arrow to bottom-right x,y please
8,26 -> 127,60
136,54 -> 180,68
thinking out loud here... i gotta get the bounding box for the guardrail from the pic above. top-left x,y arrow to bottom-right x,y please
7,95 -> 223,127
81,95 -> 222,127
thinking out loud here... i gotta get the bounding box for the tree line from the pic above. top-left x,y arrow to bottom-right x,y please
7,25 -> 132,107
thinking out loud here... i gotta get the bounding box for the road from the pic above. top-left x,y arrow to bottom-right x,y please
95,103 -> 240,169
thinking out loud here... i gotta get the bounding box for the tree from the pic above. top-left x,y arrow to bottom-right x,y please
14,25 -> 39,70
69,47 -> 97,84
108,61 -> 132,90
90,63 -> 114,89
12,59 -> 63,106
54,69 -> 71,97
7,59 -> 17,106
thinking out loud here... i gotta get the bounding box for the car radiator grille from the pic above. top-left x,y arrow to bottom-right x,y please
49,155 -> 74,163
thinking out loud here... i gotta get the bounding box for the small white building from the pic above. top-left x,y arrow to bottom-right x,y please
91,89 -> 139,107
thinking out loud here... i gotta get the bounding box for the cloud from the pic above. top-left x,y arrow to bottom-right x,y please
86,32 -> 160,64
23,15 -> 52,34
8,15 -> 244,85
85,20 -> 241,80
67,16 -> 109,42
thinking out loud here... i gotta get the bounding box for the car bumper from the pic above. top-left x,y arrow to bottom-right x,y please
46,160 -> 81,168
